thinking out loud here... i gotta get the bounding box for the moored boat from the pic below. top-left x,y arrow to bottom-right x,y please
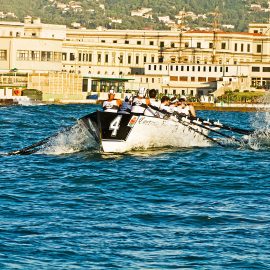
80,111 -> 211,153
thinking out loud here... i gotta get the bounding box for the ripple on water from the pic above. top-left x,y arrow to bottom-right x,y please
0,106 -> 270,269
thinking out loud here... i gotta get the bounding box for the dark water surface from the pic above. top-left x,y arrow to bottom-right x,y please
0,105 -> 270,269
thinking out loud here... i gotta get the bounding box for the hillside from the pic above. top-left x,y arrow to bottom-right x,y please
0,0 -> 269,31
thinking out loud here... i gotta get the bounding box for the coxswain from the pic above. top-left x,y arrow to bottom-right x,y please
144,89 -> 161,117
118,96 -> 132,114
131,87 -> 150,115
177,96 -> 196,118
102,89 -> 122,113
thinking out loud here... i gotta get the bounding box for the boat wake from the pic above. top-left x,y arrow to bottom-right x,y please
39,122 -> 99,155
245,93 -> 270,150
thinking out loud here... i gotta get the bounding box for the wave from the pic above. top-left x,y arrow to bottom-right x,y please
39,122 -> 99,155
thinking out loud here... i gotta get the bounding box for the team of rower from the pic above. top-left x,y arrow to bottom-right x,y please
102,87 -> 196,118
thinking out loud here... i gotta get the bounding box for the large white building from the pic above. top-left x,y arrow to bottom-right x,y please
1,17 -> 270,101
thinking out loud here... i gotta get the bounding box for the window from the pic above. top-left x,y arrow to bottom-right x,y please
148,65 -> 151,70
226,67 -> 229,72
149,41 -> 154,45
136,55 -> 139,65
151,56 -> 155,63
154,65 -> 157,71
257,44 -> 262,53
241,44 -> 244,52
173,90 -> 176,95
181,66 -> 184,71
192,66 -> 195,72
221,42 -> 226,50
137,41 -> 141,45
125,40 -> 129,44
128,55 -> 131,64
185,42 -> 189,48
198,66 -> 200,72
164,89 -> 168,94
119,54 -> 123,64
113,40 -> 117,43
159,65 -> 162,71
79,53 -> 82,62
252,66 -> 260,72
209,42 -> 213,49
209,67 -> 211,72
31,51 -> 40,61
70,53 -> 75,61
152,78 -> 154,83
234,43 -> 238,51
170,65 -> 173,71
62,52 -> 67,61
97,53 -> 101,63
176,66 -> 179,71
247,44 -> 251,52
0,50 -> 7,61
263,67 -> 270,72
105,54 -> 109,63
143,55 -> 147,63
190,90 -> 194,96
101,40 -> 105,43
187,66 -> 189,71
220,67 -> 223,72
171,42 -> 175,48
160,41 -> 164,48
197,42 -> 201,48
88,53 -> 92,62
182,90 -> 185,95
214,66 -> 217,72
17,50 -> 29,61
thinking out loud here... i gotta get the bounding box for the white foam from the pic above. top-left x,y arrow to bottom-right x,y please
39,122 -> 99,155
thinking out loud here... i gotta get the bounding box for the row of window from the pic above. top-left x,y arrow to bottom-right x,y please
252,66 -> 270,72
63,52 -> 156,64
16,50 -> 62,62
163,89 -> 194,96
96,39 -> 257,53
0,50 -> 7,61
148,64 -> 229,73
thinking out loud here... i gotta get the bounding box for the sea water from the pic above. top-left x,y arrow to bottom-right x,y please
0,104 -> 270,269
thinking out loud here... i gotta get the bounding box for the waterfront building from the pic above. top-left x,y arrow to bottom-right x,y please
1,17 -> 270,101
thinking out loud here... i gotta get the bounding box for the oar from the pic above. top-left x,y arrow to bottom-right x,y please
176,114 -> 244,144
189,115 -> 254,135
178,117 -> 225,147
7,126 -> 73,156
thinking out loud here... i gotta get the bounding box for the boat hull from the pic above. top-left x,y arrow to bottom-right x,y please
80,111 -> 211,153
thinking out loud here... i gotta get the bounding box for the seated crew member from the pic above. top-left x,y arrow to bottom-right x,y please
169,97 -> 179,113
177,96 -> 196,118
144,89 -> 161,117
131,87 -> 150,115
102,89 -> 122,113
118,96 -> 132,114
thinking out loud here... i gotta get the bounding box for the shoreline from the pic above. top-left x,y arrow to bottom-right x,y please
1,99 -> 270,112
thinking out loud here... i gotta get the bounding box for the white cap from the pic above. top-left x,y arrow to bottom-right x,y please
171,98 -> 179,104
138,87 -> 146,97
109,89 -> 115,94
180,95 -> 186,100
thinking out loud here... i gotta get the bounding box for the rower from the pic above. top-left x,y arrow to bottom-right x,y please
144,89 -> 161,117
177,96 -> 196,118
102,89 -> 122,113
131,87 -> 150,115
118,96 -> 132,114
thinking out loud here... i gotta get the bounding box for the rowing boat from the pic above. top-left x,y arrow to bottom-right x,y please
80,111 -> 211,153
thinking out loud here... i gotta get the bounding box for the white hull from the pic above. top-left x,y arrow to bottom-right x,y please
101,115 -> 211,153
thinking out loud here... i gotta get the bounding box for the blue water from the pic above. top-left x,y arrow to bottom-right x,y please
1,105 -> 270,269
